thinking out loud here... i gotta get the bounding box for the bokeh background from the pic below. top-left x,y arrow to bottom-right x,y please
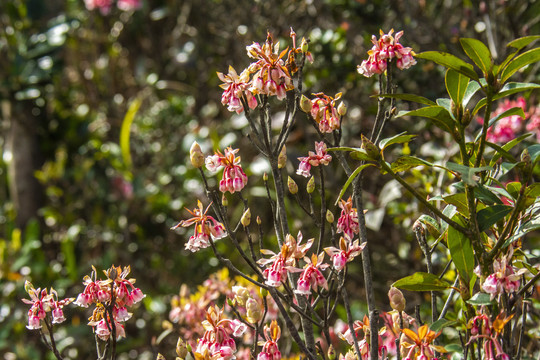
1,0 -> 539,358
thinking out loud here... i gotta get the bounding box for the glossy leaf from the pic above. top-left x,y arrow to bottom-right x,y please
430,319 -> 457,333
376,93 -> 436,106
477,205 -> 512,232
472,82 -> 540,116
528,144 -> 540,163
335,164 -> 374,205
417,214 -> 441,239
467,292 -> 493,306
500,47 -> 540,83
448,215 -> 475,283
453,182 -> 503,205
475,106 -> 525,141
436,98 -> 453,118
460,38 -> 492,75
349,148 -> 375,161
379,132 -> 416,150
416,51 -> 479,81
443,193 -> 469,216
391,156 -> 432,172
392,272 -> 451,291
445,69 -> 469,105
488,133 -> 532,165
463,81 -> 482,107
486,142 -> 518,165
507,35 -> 540,50
446,162 -> 492,186
398,106 -> 455,133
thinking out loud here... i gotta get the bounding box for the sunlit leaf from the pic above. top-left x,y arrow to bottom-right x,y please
500,47 -> 540,83
443,193 -> 469,216
460,38 -> 492,75
467,292 -> 493,306
445,69 -> 470,105
379,132 -> 416,150
397,106 -> 455,133
376,93 -> 436,106
417,214 -> 441,239
391,156 -> 432,173
392,272 -> 451,291
416,51 -> 479,81
463,81 -> 482,107
445,162 -> 492,186
448,215 -> 475,283
507,35 -> 540,50
335,164 -> 374,205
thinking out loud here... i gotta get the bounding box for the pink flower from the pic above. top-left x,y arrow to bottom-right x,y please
205,147 -> 248,193
309,92 -> 344,133
358,29 -> 416,77
294,253 -> 329,296
296,141 -> 332,177
479,248 -> 525,298
171,200 -> 227,252
218,66 -> 258,113
117,0 -> 142,11
84,0 -> 113,14
194,306 -> 238,360
22,281 -> 73,329
230,319 -> 247,337
477,97 -> 529,143
258,321 -> 282,360
336,197 -> 359,239
324,237 -> 366,271
247,33 -> 294,100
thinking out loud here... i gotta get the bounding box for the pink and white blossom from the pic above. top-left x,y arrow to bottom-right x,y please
297,141 -> 332,178
205,147 -> 248,193
217,66 -> 258,114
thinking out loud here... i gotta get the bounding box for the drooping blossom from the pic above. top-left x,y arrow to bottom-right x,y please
117,0 -> 142,11
309,92 -> 344,133
294,253 -> 329,296
475,247 -> 526,299
336,197 -> 359,239
358,29 -> 416,77
206,147 -> 248,193
171,200 -> 227,252
297,141 -> 332,178
22,281 -> 74,330
468,311 -> 513,360
337,315 -> 388,360
400,324 -> 445,360
258,320 -> 282,360
247,32 -> 294,100
194,306 -> 244,360
258,232 -> 313,287
324,237 -> 366,271
217,66 -> 258,114
84,0 -> 113,14
76,265 -> 145,341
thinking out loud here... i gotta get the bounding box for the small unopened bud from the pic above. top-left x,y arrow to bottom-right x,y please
306,176 -> 315,193
176,338 -> 188,359
300,94 -> 312,113
521,148 -> 531,165
461,109 -> 471,126
326,210 -> 334,223
278,145 -> 287,169
388,286 -> 406,312
361,134 -> 380,160
156,354 -> 166,360
259,287 -> 268,297
190,142 -> 204,168
241,208 -> 251,227
263,172 -> 268,181
222,194 -> 228,207
288,176 -> 298,194
232,285 -> 250,306
337,102 -> 347,116
300,37 -> 309,53
246,298 -> 262,323
327,345 -> 336,360
256,216 -> 262,225
108,266 -> 118,281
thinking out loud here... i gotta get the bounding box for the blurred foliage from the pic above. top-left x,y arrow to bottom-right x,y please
0,0 -> 538,359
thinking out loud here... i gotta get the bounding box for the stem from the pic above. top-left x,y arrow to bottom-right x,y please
415,226 -> 437,321
42,317 -> 64,360
474,90 -> 494,169
341,285 -> 363,360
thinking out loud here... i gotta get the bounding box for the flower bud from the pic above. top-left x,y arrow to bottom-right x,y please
176,338 -> 188,359
300,37 -> 309,53
256,216 -> 262,225
300,94 -> 312,113
306,176 -> 315,193
361,134 -> 380,160
246,298 -> 262,323
190,142 -> 205,168
278,145 -> 287,169
232,285 -> 250,306
241,208 -> 251,227
326,210 -> 334,223
156,354 -> 166,360
259,287 -> 268,298
337,102 -> 347,116
461,109 -> 471,126
222,194 -> 228,207
263,172 -> 268,181
388,286 -> 406,312
288,176 -> 298,194
327,345 -> 336,360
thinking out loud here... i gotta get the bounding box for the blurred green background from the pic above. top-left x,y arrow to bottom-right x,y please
1,0 -> 538,358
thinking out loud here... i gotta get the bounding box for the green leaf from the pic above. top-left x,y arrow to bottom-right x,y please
477,205 -> 512,232
472,82 -> 540,116
379,132 -> 416,150
528,144 -> 540,163
392,272 -> 451,291
475,106 -> 525,141
443,193 -> 469,216
391,156 -> 433,173
467,292 -> 494,306
436,98 -> 454,118
445,69 -> 470,105
446,162 -> 492,186
486,142 -> 518,165
398,106 -> 455,133
349,148 -> 375,161
460,38 -> 493,75
500,47 -> 540,83
376,93 -> 436,106
120,98 -> 142,177
452,182 -> 503,205
335,164 -> 373,205
463,81 -> 482,107
507,35 -> 540,50
448,215 -> 475,283
503,222 -> 540,248
430,318 -> 457,333
416,51 -> 479,81
417,214 -> 441,239
489,133 -> 533,165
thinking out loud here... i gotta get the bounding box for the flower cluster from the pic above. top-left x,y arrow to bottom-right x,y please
477,96 -> 540,143
337,315 -> 388,360
468,311 -> 513,360
258,321 -> 282,360
22,281 -> 74,330
307,92 -> 345,133
296,141 -> 332,178
194,306 -> 246,360
218,66 -> 258,114
84,0 -> 142,14
324,237 -> 366,271
74,265 -> 145,341
171,200 -> 227,252
476,247 -> 526,299
400,324 -> 445,360
358,29 -> 416,77
336,197 -> 359,239
294,253 -> 329,296
206,147 -> 249,193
